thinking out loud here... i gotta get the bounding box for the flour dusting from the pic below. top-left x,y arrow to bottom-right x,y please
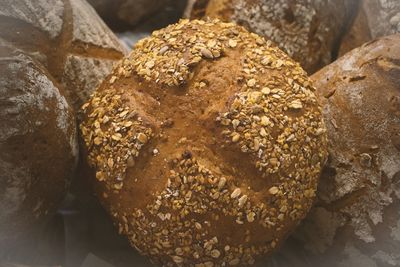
0,0 -> 64,39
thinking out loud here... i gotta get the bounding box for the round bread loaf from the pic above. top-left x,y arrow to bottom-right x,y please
0,0 -> 125,261
339,0 -> 400,56
185,0 -> 357,74
0,0 -> 127,110
292,34 -> 400,266
80,19 -> 328,266
0,45 -> 78,256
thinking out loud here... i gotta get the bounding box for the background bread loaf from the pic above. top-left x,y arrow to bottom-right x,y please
185,0 -> 357,74
292,34 -> 400,266
339,0 -> 400,56
0,0 -> 127,263
87,0 -> 187,31
0,0 -> 127,110
0,45 -> 78,261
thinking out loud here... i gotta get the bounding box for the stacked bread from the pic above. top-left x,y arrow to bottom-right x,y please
1,0 -> 399,266
76,2 -> 400,267
293,34 -> 400,267
0,0 -> 125,261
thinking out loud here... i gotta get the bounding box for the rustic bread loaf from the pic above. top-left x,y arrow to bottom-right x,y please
0,44 -> 78,256
0,0 -> 126,260
0,0 -> 127,110
292,34 -> 400,266
185,0 -> 357,74
339,0 -> 400,56
80,19 -> 328,266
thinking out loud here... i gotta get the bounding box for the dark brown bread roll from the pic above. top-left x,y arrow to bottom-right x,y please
185,0 -> 357,74
292,34 -> 400,266
339,0 -> 400,56
0,0 -> 127,110
0,0 -> 126,261
80,19 -> 328,266
0,45 -> 77,256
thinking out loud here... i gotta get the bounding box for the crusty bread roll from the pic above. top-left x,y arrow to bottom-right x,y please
185,0 -> 357,74
292,34 -> 400,266
80,19 -> 328,266
0,45 -> 78,257
0,0 -> 125,261
0,0 -> 127,110
339,0 -> 400,56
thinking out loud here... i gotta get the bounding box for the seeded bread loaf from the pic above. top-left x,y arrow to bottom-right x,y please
292,34 -> 400,266
339,0 -> 400,56
80,19 -> 328,266
0,44 -> 78,258
0,0 -> 127,110
185,0 -> 357,74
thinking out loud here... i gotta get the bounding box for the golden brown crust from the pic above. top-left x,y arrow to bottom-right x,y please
80,19 -> 328,266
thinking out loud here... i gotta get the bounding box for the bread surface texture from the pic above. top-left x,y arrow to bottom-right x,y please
339,0 -> 400,55
0,47 -> 78,252
0,0 -> 126,110
186,0 -> 357,74
80,19 -> 328,266
293,34 -> 400,266
0,0 -> 125,256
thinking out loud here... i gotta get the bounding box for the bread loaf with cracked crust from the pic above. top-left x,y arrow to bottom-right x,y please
80,19 -> 328,266
0,0 -> 125,260
292,34 -> 400,266
0,0 -> 127,110
185,0 -> 357,74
